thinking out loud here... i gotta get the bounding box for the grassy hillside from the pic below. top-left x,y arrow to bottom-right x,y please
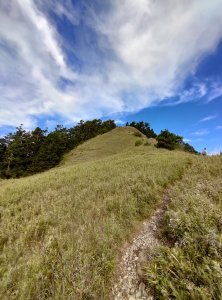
146,155 -> 222,299
0,127 -> 193,299
62,126 -> 148,165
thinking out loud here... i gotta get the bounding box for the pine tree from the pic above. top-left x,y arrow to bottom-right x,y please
156,130 -> 183,150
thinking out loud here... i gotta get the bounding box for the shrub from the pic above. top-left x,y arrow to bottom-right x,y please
144,141 -> 151,146
126,121 -> 157,138
133,132 -> 142,137
156,129 -> 183,150
135,139 -> 143,146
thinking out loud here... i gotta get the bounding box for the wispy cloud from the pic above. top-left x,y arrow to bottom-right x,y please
208,83 -> 222,102
192,129 -> 209,136
198,115 -> 217,123
216,125 -> 222,129
178,82 -> 208,104
37,0 -> 80,26
183,138 -> 191,142
114,120 -> 125,125
1,0 -> 222,127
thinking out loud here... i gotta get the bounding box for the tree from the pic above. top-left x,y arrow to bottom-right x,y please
0,119 -> 116,178
182,142 -> 198,154
0,138 -> 6,160
30,126 -> 69,173
126,121 -> 156,138
156,130 -> 183,150
1,125 -> 32,177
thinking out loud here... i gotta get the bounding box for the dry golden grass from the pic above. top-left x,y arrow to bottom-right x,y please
0,127 -> 193,299
146,155 -> 222,299
61,126 -> 147,166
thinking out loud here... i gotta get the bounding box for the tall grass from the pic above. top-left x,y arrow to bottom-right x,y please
0,141 -> 192,299
146,156 -> 222,299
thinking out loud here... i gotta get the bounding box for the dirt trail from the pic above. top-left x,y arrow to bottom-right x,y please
111,192 -> 170,300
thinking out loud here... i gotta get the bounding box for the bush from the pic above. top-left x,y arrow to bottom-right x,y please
135,140 -> 143,147
156,129 -> 183,150
144,141 -> 151,146
126,121 -> 156,138
133,132 -> 142,137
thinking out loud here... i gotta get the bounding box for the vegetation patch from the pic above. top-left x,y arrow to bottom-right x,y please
0,119 -> 116,178
133,131 -> 143,137
146,156 -> 222,299
0,127 -> 192,299
135,139 -> 143,147
144,141 -> 151,146
126,121 -> 156,138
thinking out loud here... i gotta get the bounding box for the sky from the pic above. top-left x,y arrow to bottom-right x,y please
0,0 -> 222,154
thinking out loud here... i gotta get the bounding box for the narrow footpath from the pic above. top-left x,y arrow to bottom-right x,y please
111,192 -> 170,300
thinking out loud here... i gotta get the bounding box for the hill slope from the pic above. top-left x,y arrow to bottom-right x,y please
146,155 -> 222,299
62,126 -> 148,166
0,127 -> 193,299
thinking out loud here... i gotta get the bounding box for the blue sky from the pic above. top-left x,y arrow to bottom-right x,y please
0,0 -> 222,154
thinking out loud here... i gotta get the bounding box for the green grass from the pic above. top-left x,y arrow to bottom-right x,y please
61,126 -> 148,166
0,127 -> 193,299
135,139 -> 143,146
146,155 -> 222,299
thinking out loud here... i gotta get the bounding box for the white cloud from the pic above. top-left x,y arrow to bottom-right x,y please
216,125 -> 222,130
199,115 -> 217,123
93,0 -> 222,98
176,82 -> 208,104
17,0 -> 65,68
209,147 -> 222,155
192,129 -> 209,136
1,0 -> 222,128
114,120 -> 125,125
36,0 -> 80,26
208,83 -> 222,101
183,138 -> 191,142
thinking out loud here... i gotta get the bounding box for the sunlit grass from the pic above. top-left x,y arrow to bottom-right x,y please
146,155 -> 222,299
0,127 -> 193,299
61,126 -> 147,166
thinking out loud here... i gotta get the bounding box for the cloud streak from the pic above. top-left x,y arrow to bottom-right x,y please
1,0 -> 222,128
192,129 -> 209,136
198,115 -> 217,123
183,138 -> 191,142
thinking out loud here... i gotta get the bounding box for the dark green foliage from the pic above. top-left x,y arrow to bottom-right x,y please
0,138 -> 7,163
0,119 -> 197,178
0,120 -> 116,178
182,142 -> 199,154
28,127 -> 67,173
135,139 -> 143,146
70,119 -> 116,147
156,129 -> 183,150
133,132 -> 142,137
0,125 -> 47,178
126,121 -> 156,138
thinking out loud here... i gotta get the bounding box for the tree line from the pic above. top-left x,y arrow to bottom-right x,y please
126,121 -> 198,153
0,119 -> 116,178
0,119 -> 198,179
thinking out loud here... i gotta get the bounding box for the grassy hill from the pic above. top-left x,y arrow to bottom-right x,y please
0,127 -> 202,299
61,126 -> 148,165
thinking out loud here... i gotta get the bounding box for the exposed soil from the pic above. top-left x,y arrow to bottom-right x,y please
111,192 -> 170,300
